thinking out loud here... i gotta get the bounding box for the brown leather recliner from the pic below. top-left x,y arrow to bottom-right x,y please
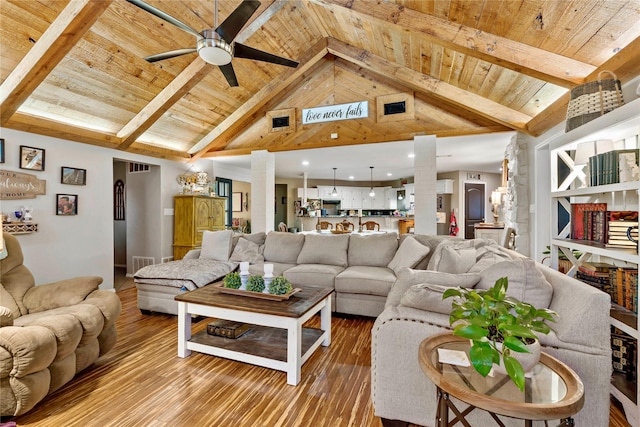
0,233 -> 121,416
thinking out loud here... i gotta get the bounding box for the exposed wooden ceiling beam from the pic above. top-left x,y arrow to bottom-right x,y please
117,58 -> 214,149
188,37 -> 330,161
311,0 -> 596,88
7,112 -> 189,162
0,0 -> 112,125
526,36 -> 640,136
326,38 -> 533,132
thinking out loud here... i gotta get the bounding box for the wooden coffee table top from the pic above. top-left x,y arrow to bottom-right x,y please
175,283 -> 334,318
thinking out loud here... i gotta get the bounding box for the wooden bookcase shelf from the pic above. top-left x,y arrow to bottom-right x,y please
549,99 -> 639,427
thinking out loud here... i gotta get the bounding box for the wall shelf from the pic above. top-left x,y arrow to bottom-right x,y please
2,222 -> 38,234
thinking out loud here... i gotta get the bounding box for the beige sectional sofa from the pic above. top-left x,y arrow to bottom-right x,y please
134,230 -> 611,427
371,238 -> 612,427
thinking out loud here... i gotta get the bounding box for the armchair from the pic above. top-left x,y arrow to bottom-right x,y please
0,233 -> 121,416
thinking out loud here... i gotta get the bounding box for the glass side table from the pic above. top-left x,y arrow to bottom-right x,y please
419,333 -> 585,427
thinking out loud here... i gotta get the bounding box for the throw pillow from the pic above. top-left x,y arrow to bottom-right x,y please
400,283 -> 456,315
427,240 -> 477,274
476,259 -> 554,309
467,243 -> 513,273
386,268 -> 480,308
387,236 -> 431,274
199,229 -> 234,261
229,237 -> 264,264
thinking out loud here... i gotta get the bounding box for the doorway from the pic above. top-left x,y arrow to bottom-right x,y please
215,177 -> 233,228
274,184 -> 287,229
464,182 -> 485,239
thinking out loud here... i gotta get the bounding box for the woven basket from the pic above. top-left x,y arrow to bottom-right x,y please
565,71 -> 624,132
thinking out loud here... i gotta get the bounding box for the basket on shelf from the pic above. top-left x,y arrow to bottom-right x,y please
565,70 -> 624,133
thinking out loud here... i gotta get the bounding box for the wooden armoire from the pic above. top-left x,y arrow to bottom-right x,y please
173,195 -> 226,260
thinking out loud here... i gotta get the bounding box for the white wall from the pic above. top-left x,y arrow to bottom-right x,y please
0,128 -> 208,289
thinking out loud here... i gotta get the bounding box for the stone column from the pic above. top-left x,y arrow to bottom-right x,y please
504,133 -> 530,256
414,135 -> 437,235
250,150 -> 275,233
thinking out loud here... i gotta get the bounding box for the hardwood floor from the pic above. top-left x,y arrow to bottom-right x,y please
7,284 -> 633,427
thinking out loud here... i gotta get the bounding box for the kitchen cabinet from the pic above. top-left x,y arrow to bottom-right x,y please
173,195 -> 226,260
548,98 -> 639,426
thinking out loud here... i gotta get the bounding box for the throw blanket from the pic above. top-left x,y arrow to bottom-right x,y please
134,259 -> 237,291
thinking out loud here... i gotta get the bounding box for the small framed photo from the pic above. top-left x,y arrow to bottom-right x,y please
61,166 -> 87,185
20,145 -> 45,171
56,194 -> 78,216
0,139 -> 4,163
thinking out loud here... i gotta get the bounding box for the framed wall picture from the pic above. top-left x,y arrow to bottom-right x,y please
57,194 -> 78,216
0,139 -> 4,163
61,166 -> 87,185
232,192 -> 242,212
20,145 -> 45,171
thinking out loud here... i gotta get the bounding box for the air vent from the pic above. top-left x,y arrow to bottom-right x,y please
272,116 -> 290,128
383,101 -> 406,115
129,162 -> 150,173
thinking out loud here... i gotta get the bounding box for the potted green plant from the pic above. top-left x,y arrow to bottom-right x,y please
246,275 -> 265,293
223,272 -> 241,289
442,277 -> 558,391
269,276 -> 293,295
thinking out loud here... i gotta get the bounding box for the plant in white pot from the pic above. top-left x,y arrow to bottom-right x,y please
443,277 -> 558,391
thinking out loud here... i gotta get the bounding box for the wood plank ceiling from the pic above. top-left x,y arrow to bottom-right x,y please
1,0 -> 639,163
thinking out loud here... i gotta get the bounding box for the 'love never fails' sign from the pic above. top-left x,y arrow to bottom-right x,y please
302,101 -> 368,125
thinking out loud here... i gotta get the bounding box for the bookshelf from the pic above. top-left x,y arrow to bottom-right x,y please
549,97 -> 640,426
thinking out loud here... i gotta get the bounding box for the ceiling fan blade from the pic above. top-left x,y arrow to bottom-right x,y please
234,43 -> 298,68
215,0 -> 261,43
144,48 -> 197,63
127,0 -> 203,40
218,63 -> 239,87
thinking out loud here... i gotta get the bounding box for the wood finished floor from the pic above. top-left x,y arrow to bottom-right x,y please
7,280 -> 633,427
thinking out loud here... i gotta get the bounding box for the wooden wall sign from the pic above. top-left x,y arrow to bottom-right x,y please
0,169 -> 47,199
302,101 -> 368,124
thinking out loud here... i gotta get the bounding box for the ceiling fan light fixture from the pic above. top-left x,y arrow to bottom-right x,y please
197,30 -> 233,65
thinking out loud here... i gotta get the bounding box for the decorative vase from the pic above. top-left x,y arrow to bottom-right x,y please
494,339 -> 541,375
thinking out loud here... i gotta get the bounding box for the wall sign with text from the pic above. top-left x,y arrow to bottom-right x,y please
302,101 -> 368,124
0,169 -> 47,199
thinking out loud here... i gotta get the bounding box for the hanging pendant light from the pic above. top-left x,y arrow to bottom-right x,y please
331,168 -> 338,197
369,166 -> 375,197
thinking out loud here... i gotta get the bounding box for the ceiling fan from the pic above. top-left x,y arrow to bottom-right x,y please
127,0 -> 299,87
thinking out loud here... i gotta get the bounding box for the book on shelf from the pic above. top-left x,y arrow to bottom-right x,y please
571,203 -> 607,241
611,327 -> 637,382
606,211 -> 639,253
588,149 -> 639,186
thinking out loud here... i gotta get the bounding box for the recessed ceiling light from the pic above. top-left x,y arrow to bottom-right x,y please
302,160 -> 309,166
408,153 -> 415,158
349,175 -> 355,180
387,172 -> 392,176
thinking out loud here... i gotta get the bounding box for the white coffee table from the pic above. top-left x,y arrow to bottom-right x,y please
175,284 -> 333,385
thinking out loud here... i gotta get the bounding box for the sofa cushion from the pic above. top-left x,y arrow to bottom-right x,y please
229,238 -> 264,264
387,236 -> 430,274
262,232 -> 305,264
0,284 -> 21,320
284,264 -> 345,288
400,284 -> 456,314
335,266 -> 396,297
348,233 -> 398,267
476,259 -> 554,308
296,234 -> 350,267
387,268 -> 480,307
200,230 -> 234,261
0,306 -> 13,327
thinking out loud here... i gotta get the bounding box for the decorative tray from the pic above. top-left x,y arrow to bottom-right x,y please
330,229 -> 351,234
214,283 -> 301,301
